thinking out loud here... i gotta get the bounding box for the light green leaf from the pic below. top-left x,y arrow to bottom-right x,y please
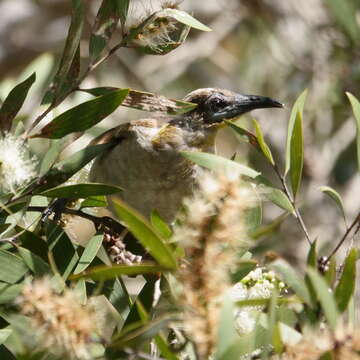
81,195 -> 108,208
225,121 -> 261,150
162,8 -> 211,32
18,247 -> 50,276
112,198 -> 177,269
0,283 -> 23,304
285,90 -> 307,176
73,235 -> 103,274
334,248 -> 357,312
181,151 -> 260,178
320,186 -> 347,225
0,329 -> 12,345
0,250 -> 28,284
0,73 -> 36,133
151,210 -> 172,239
40,183 -> 122,198
307,267 -> 338,330
33,89 -> 129,139
253,119 -> 275,165
289,111 -> 304,197
250,212 -> 289,240
346,92 -> 360,172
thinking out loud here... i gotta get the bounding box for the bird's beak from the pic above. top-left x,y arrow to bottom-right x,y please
210,94 -> 284,123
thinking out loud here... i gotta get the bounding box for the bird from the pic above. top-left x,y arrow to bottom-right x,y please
89,88 -> 283,223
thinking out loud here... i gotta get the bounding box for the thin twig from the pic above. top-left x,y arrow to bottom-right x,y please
326,211 -> 360,262
273,164 -> 312,245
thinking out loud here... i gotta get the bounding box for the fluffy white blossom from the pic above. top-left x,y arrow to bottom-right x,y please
0,134 -> 37,194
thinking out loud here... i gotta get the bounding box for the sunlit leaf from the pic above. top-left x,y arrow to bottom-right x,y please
0,73 -> 36,133
346,92 -> 360,172
18,247 -> 50,276
285,90 -> 307,176
81,195 -> 107,209
151,210 -> 172,239
253,119 -> 275,165
320,186 -> 347,225
33,89 -> 129,139
334,248 -> 357,312
0,250 -> 28,284
181,151 -> 260,178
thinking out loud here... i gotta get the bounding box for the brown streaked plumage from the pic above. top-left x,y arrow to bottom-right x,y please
90,88 -> 283,222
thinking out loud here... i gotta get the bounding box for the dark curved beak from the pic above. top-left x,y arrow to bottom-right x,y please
210,94 -> 284,123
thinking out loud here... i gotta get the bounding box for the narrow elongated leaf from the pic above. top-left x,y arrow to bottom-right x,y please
155,335 -> 179,360
346,92 -> 360,172
0,283 -> 23,304
112,199 -> 177,269
73,235 -> 103,274
320,186 -> 347,225
181,151 -> 260,178
50,0 -> 84,101
151,210 -> 172,239
0,329 -> 12,345
0,250 -> 28,284
161,9 -> 211,31
80,87 -> 197,115
40,183 -> 122,198
225,121 -> 261,150
250,212 -> 289,240
0,73 -> 36,133
33,89 -> 129,139
307,267 -> 338,330
289,111 -> 304,197
253,119 -> 275,165
18,247 -> 50,276
334,248 -> 357,312
39,138 -> 67,175
270,259 -> 311,306
30,143 -> 114,194
285,90 -> 307,176
90,0 -> 126,61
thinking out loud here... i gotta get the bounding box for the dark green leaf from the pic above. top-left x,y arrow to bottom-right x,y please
30,143 -> 114,194
250,212 -> 289,240
112,198 -> 177,269
71,263 -> 167,280
181,151 -> 260,178
225,121 -> 261,150
253,119 -> 275,165
151,210 -> 172,239
285,90 -> 307,176
34,89 -> 129,139
320,186 -> 347,225
90,0 -> 126,61
307,240 -> 317,267
334,248 -> 357,312
80,87 -> 197,115
289,111 -> 304,198
40,183 -> 122,198
346,92 -> 360,172
231,260 -> 257,282
73,235 -> 103,274
0,250 -> 28,284
307,267 -> 338,329
0,73 -> 36,133
81,195 -> 107,208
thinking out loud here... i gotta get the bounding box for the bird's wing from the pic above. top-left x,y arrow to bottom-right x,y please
89,123 -> 131,146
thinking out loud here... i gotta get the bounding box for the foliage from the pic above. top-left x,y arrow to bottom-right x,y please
0,1 -> 359,360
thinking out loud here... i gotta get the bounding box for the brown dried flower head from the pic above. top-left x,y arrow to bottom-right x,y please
18,277 -> 98,360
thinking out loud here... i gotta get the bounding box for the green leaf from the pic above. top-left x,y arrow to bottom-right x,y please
0,329 -> 12,346
225,121 -> 261,150
285,90 -> 307,176
161,9 -> 211,32
245,203 -> 262,233
30,143 -> 114,194
80,87 -> 197,115
71,263 -> 167,281
346,92 -> 360,172
334,248 -> 357,312
39,138 -> 67,175
73,235 -> 103,274
270,259 -> 311,306
306,267 -> 338,330
231,260 -> 257,282
181,151 -> 260,178
0,283 -> 23,304
255,175 -> 294,213
155,335 -> 179,360
253,119 -> 275,165
215,295 -> 237,359
289,111 -> 304,198
112,198 -> 177,269
33,89 -> 129,139
0,250 -> 28,284
49,0 -> 84,103
18,247 -> 50,276
0,73 -> 36,133
81,195 -> 108,208
250,212 -> 289,240
39,183 -> 122,198
151,210 -> 172,239
89,0 -> 126,61
320,186 -> 347,225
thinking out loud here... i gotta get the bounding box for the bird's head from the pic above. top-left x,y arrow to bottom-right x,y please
182,88 -> 283,127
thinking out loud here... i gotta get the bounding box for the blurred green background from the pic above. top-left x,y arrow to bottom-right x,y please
0,0 -> 359,261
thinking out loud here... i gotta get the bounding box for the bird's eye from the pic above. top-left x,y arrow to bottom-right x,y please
210,96 -> 227,111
